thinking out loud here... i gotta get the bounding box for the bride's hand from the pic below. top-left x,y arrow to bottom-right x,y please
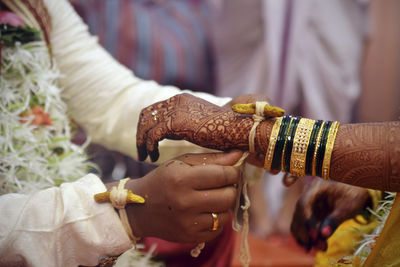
137,93 -> 255,162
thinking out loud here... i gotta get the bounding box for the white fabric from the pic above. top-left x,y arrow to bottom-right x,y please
46,0 -> 230,164
209,0 -> 369,221
0,174 -> 132,267
211,0 -> 369,122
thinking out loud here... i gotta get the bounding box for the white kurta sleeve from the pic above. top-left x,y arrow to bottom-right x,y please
0,174 -> 131,267
44,0 -> 230,163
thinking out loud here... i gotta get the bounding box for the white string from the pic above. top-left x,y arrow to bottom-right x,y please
193,102 -> 269,262
110,178 -> 140,247
248,101 -> 269,153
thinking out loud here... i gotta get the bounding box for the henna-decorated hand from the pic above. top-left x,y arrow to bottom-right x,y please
290,179 -> 371,251
137,93 -> 256,162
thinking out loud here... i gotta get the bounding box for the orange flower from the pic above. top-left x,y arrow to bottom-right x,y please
20,106 -> 52,126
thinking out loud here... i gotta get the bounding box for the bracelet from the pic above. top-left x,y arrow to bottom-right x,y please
305,120 -> 323,176
312,121 -> 325,177
249,101 -> 270,153
321,121 -> 340,179
94,178 -> 145,247
290,118 -> 315,176
264,117 -> 283,170
271,115 -> 292,171
315,121 -> 332,177
282,116 -> 301,172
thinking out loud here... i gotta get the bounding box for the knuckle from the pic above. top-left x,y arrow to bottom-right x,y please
221,166 -> 232,184
225,187 -> 238,206
168,169 -> 186,187
174,197 -> 189,211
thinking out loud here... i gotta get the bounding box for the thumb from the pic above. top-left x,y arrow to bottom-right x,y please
177,150 -> 243,166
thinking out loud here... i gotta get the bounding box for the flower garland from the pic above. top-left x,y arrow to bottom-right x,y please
354,193 -> 395,264
0,24 -> 94,194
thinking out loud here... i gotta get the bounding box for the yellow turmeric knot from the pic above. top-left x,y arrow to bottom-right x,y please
232,103 -> 285,117
94,190 -> 145,204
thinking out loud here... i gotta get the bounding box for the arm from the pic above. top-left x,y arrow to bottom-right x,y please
256,121 -> 400,191
136,94 -> 400,191
0,174 -> 131,267
44,0 -> 230,163
0,152 -> 241,266
329,122 -> 400,191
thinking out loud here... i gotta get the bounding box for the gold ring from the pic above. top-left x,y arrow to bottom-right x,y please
211,213 -> 219,231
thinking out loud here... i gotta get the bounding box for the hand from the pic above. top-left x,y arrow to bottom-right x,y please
125,150 -> 242,243
137,93 -> 254,162
290,179 -> 371,251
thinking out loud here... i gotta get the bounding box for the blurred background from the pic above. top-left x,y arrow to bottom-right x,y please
71,0 -> 400,266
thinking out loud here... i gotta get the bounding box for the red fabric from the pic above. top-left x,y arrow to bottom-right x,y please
143,220 -> 235,267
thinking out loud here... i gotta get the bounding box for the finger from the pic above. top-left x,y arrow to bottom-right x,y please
137,108 -> 157,161
146,123 -> 169,162
282,173 -> 299,187
185,164 -> 240,189
305,216 -> 319,251
193,186 -> 237,213
290,202 -> 312,250
177,150 -> 243,166
319,216 -> 338,240
137,143 -> 148,162
197,211 -> 230,233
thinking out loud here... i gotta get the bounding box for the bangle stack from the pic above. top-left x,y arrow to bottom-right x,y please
264,117 -> 340,180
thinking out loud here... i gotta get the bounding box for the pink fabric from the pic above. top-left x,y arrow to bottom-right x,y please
0,11 -> 25,26
144,220 -> 235,267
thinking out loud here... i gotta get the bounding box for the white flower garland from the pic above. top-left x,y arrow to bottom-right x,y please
0,40 -> 94,194
355,192 -> 395,264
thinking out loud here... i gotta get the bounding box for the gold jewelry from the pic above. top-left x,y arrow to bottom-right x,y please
264,117 -> 282,170
312,122 -> 325,176
290,118 -> 315,176
321,121 -> 340,179
211,212 -> 219,231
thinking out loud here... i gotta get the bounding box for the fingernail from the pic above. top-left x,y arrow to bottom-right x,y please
321,225 -> 332,237
137,144 -> 148,161
320,217 -> 338,238
149,150 -> 160,162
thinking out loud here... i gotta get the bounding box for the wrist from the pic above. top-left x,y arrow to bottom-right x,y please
255,120 -> 274,154
124,178 -> 147,238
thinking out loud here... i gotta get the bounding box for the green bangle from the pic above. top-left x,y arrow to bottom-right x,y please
283,116 -> 301,172
305,120 -> 323,176
271,115 -> 292,171
315,121 -> 332,177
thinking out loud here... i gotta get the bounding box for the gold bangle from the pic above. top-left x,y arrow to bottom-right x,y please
321,121 -> 340,179
264,117 -> 283,170
312,122 -> 325,177
290,118 -> 315,177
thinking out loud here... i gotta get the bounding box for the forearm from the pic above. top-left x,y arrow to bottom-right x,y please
330,121 -> 400,191
0,174 -> 131,266
256,120 -> 400,191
